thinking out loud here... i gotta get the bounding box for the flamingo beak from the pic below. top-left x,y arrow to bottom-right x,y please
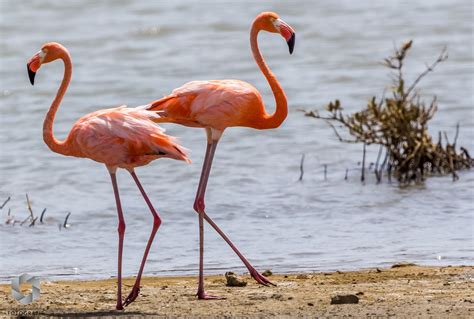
276,19 -> 296,55
287,33 -> 295,54
27,51 -> 43,86
27,63 -> 36,85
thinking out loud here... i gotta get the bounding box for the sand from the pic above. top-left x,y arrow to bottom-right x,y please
1,265 -> 473,318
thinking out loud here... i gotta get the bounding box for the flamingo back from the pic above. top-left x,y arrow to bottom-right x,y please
68,106 -> 190,169
148,80 -> 266,130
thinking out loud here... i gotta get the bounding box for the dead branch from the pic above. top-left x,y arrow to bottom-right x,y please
299,154 -> 305,181
0,196 -> 11,209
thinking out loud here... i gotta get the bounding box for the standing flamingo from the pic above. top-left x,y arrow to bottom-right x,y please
147,12 -> 295,299
27,42 -> 190,310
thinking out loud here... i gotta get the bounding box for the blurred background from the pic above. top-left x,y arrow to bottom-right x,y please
0,0 -> 472,281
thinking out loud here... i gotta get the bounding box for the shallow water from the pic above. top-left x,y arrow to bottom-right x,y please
0,0 -> 473,282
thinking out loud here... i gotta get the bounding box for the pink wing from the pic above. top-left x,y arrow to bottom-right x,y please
149,80 -> 265,130
69,106 -> 190,168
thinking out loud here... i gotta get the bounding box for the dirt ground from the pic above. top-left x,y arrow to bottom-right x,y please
1,265 -> 473,318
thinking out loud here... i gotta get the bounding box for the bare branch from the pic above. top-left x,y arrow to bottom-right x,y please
298,154 -> 305,182
0,197 -> 10,209
404,46 -> 448,99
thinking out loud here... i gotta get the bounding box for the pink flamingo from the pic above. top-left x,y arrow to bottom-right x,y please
27,42 -> 190,310
147,12 -> 295,299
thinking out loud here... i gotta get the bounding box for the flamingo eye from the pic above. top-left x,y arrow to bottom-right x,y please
39,49 -> 47,61
272,19 -> 281,32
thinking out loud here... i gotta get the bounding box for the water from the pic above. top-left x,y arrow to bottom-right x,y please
0,0 -> 473,282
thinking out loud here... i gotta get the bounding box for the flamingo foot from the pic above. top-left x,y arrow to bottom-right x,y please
116,302 -> 124,311
123,285 -> 140,307
249,268 -> 276,286
197,289 -> 225,300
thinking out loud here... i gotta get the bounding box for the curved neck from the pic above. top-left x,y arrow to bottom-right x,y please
43,52 -> 72,155
250,24 -> 288,129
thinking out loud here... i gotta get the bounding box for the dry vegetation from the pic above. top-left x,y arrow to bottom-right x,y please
305,41 -> 472,185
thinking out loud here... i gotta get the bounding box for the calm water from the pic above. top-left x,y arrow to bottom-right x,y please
0,0 -> 473,282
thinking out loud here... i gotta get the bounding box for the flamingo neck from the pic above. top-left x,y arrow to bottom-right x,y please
250,24 -> 288,129
43,51 -> 72,156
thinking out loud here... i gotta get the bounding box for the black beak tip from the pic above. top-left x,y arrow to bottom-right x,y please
27,64 -> 36,85
287,33 -> 295,55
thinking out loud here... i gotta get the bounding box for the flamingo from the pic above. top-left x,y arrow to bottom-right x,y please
147,12 -> 295,299
26,42 -> 190,310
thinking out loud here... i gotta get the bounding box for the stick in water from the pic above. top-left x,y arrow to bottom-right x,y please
63,212 -> 71,228
298,153 -> 305,181
0,196 -> 11,209
26,194 -> 34,220
40,208 -> 47,224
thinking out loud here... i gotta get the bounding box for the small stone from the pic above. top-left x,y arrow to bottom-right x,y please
262,269 -> 273,277
391,262 -> 417,268
271,293 -> 284,300
308,302 -> 314,306
330,294 -> 359,304
225,272 -> 247,287
355,292 -> 364,296
288,296 -> 294,300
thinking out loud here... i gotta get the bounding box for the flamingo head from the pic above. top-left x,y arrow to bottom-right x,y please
255,12 -> 296,54
27,42 -> 68,85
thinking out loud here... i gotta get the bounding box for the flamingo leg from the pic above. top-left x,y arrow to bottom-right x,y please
194,138 -> 273,300
109,171 -> 126,310
124,170 -> 162,307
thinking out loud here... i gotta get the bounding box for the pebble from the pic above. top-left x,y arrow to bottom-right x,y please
225,272 -> 247,287
330,294 -> 359,304
262,270 -> 273,277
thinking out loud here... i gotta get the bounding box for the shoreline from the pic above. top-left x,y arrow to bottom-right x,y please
1,265 -> 473,318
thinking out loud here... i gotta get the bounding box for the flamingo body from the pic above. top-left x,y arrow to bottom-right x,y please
151,80 -> 265,130
67,106 -> 188,169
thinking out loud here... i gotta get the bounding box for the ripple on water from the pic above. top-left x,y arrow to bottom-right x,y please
1,0 -> 473,282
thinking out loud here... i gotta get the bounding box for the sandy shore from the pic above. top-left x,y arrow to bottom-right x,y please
1,265 -> 473,318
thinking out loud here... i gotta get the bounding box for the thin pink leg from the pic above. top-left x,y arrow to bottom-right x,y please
110,172 -> 126,310
124,170 -> 162,307
194,140 -> 221,299
202,214 -> 274,286
194,139 -> 273,300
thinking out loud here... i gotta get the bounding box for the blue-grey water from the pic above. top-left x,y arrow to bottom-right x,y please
0,0 -> 473,283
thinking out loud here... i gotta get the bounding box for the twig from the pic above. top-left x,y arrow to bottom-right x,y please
323,164 -> 327,180
404,46 -> 448,99
361,143 -> 366,182
26,193 -> 34,220
443,131 -> 450,145
344,169 -> 349,180
453,123 -> 460,149
323,120 -> 358,144
29,217 -> 38,227
298,154 -> 305,182
40,208 -> 47,223
6,208 -> 14,225
0,196 -> 10,209
20,215 -> 30,226
374,145 -> 384,183
63,212 -> 71,228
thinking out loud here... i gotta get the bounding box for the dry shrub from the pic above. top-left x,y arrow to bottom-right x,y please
304,41 -> 472,185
